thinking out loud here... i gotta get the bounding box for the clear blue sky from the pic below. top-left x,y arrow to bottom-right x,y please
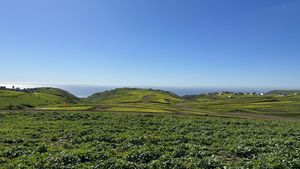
1,0 -> 299,89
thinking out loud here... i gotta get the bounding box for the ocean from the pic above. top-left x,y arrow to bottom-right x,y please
0,83 -> 270,98
0,83 -> 271,98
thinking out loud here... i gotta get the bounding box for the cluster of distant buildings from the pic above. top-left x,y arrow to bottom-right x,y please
276,93 -> 298,96
200,91 -> 298,98
203,91 -> 265,96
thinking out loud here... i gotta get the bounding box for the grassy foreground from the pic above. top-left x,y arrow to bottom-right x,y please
0,111 -> 300,168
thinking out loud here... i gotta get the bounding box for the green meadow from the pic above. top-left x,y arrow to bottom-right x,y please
1,87 -> 300,168
1,111 -> 300,168
2,87 -> 299,119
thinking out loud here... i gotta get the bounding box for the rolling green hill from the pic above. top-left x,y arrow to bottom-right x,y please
84,88 -> 185,113
0,87 -> 79,110
29,87 -> 80,103
1,87 -> 300,118
86,88 -> 182,104
183,92 -> 300,117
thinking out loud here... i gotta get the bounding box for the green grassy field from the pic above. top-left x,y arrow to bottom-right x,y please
1,87 -> 300,119
184,93 -> 300,117
0,88 -> 79,110
1,88 -> 300,168
77,88 -> 300,118
0,111 -> 299,168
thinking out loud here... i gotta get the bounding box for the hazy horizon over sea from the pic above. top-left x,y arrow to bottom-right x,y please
0,83 -> 279,98
62,86 -> 271,98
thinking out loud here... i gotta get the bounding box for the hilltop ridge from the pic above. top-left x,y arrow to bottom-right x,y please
0,87 -> 79,110
85,88 -> 182,104
1,87 -> 300,118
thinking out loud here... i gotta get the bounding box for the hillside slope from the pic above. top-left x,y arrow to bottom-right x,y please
0,88 -> 79,110
29,87 -> 80,103
183,92 -> 300,116
84,88 -> 185,113
86,88 -> 182,104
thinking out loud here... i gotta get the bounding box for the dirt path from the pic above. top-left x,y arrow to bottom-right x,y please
142,95 -> 154,104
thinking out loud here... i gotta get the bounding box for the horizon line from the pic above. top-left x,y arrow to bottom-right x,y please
0,81 -> 299,90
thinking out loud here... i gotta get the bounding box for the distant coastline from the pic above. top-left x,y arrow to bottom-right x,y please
0,83 -> 275,98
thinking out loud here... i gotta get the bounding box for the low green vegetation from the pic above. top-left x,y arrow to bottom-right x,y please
80,88 -> 300,118
37,105 -> 96,111
185,93 -> 300,117
0,88 -> 79,110
1,87 -> 300,118
0,111 -> 299,168
1,88 -> 300,168
29,87 -> 80,103
85,88 -> 182,104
